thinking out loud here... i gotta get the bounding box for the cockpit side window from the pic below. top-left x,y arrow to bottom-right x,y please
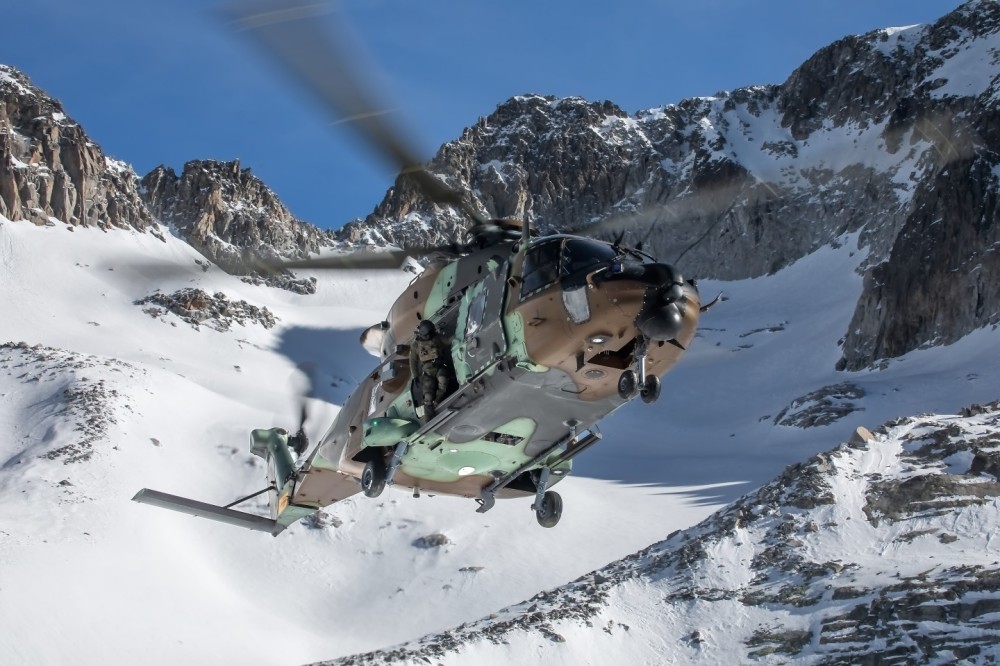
520,240 -> 562,298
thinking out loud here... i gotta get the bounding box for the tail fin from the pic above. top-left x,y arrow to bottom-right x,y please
132,428 -> 316,536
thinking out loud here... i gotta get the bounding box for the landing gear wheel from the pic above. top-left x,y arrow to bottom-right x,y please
535,491 -> 563,528
361,457 -> 387,498
617,370 -> 638,399
640,375 -> 661,404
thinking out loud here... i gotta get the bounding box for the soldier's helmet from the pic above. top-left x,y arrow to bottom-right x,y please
416,319 -> 436,340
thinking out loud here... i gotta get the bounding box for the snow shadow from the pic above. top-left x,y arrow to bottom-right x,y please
274,326 -> 376,405
572,437 -> 759,508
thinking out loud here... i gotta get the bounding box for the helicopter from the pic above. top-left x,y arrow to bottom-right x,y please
133,0 -> 709,533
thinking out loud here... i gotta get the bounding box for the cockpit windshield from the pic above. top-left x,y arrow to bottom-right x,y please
561,239 -> 617,280
520,237 -> 619,298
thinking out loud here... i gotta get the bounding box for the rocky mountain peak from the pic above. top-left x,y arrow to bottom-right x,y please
0,65 -> 336,292
0,65 -> 153,231
140,158 -> 335,271
138,158 -> 337,292
340,0 -> 1000,372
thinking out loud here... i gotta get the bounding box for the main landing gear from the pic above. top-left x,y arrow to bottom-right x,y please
531,467 -> 563,528
361,441 -> 409,499
361,458 -> 386,498
617,337 -> 661,403
535,491 -> 563,528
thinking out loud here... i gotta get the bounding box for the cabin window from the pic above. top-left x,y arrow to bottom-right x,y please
465,287 -> 488,339
562,286 -> 590,324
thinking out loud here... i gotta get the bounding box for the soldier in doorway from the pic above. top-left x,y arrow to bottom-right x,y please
409,319 -> 452,421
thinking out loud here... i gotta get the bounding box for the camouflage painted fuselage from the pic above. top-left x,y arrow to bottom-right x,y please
289,235 -> 700,510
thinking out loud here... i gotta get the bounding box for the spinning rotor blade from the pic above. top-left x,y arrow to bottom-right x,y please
224,0 -> 487,225
255,242 -> 465,272
564,179 -> 757,240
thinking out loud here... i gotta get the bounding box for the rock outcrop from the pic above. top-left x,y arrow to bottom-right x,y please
140,159 -> 335,278
134,288 -> 278,332
0,66 -> 153,231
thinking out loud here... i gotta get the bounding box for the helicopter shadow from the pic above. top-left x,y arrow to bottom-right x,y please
274,326 -> 376,406
571,412 -> 763,507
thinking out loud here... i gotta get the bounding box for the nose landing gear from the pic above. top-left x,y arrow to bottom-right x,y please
617,336 -> 661,403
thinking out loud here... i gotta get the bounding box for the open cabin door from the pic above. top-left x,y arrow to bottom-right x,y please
454,260 -> 508,383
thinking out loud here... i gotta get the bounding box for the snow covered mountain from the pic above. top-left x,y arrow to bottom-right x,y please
342,0 -> 1000,372
2,1 -> 1000,665
326,404 -> 1000,665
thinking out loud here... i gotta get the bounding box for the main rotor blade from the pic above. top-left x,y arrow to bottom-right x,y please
224,0 -> 486,224
563,178 -> 756,240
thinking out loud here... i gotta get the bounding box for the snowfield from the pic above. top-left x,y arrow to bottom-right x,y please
2,216 -> 999,665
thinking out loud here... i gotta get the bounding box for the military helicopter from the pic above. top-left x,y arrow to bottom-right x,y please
133,0 -> 709,533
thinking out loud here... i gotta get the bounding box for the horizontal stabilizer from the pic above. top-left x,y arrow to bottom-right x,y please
132,488 -> 283,536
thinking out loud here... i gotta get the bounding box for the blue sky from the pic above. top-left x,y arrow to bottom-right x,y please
6,0 -> 959,230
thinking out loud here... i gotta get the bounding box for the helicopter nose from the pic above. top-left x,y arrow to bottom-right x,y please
637,300 -> 684,341
635,263 -> 686,342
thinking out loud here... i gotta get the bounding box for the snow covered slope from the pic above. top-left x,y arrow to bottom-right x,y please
332,405 -> 1000,665
0,219 -> 718,665
3,214 -> 999,665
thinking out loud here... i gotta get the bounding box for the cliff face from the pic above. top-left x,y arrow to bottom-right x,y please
0,65 -> 334,291
0,65 -> 152,232
140,160 -> 335,272
834,0 -> 1000,369
838,156 -> 1000,370
339,0 -> 1000,371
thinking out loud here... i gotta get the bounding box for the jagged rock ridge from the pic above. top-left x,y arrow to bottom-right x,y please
141,160 -> 336,277
0,66 -> 153,232
340,0 -> 1000,371
323,402 -> 1000,665
0,66 -> 336,291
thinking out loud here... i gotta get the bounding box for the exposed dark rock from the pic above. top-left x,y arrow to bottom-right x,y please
774,383 -> 866,427
239,272 -> 317,295
864,472 -> 1000,527
134,288 -> 277,331
302,512 -> 343,530
746,628 -> 813,658
412,533 -> 450,549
